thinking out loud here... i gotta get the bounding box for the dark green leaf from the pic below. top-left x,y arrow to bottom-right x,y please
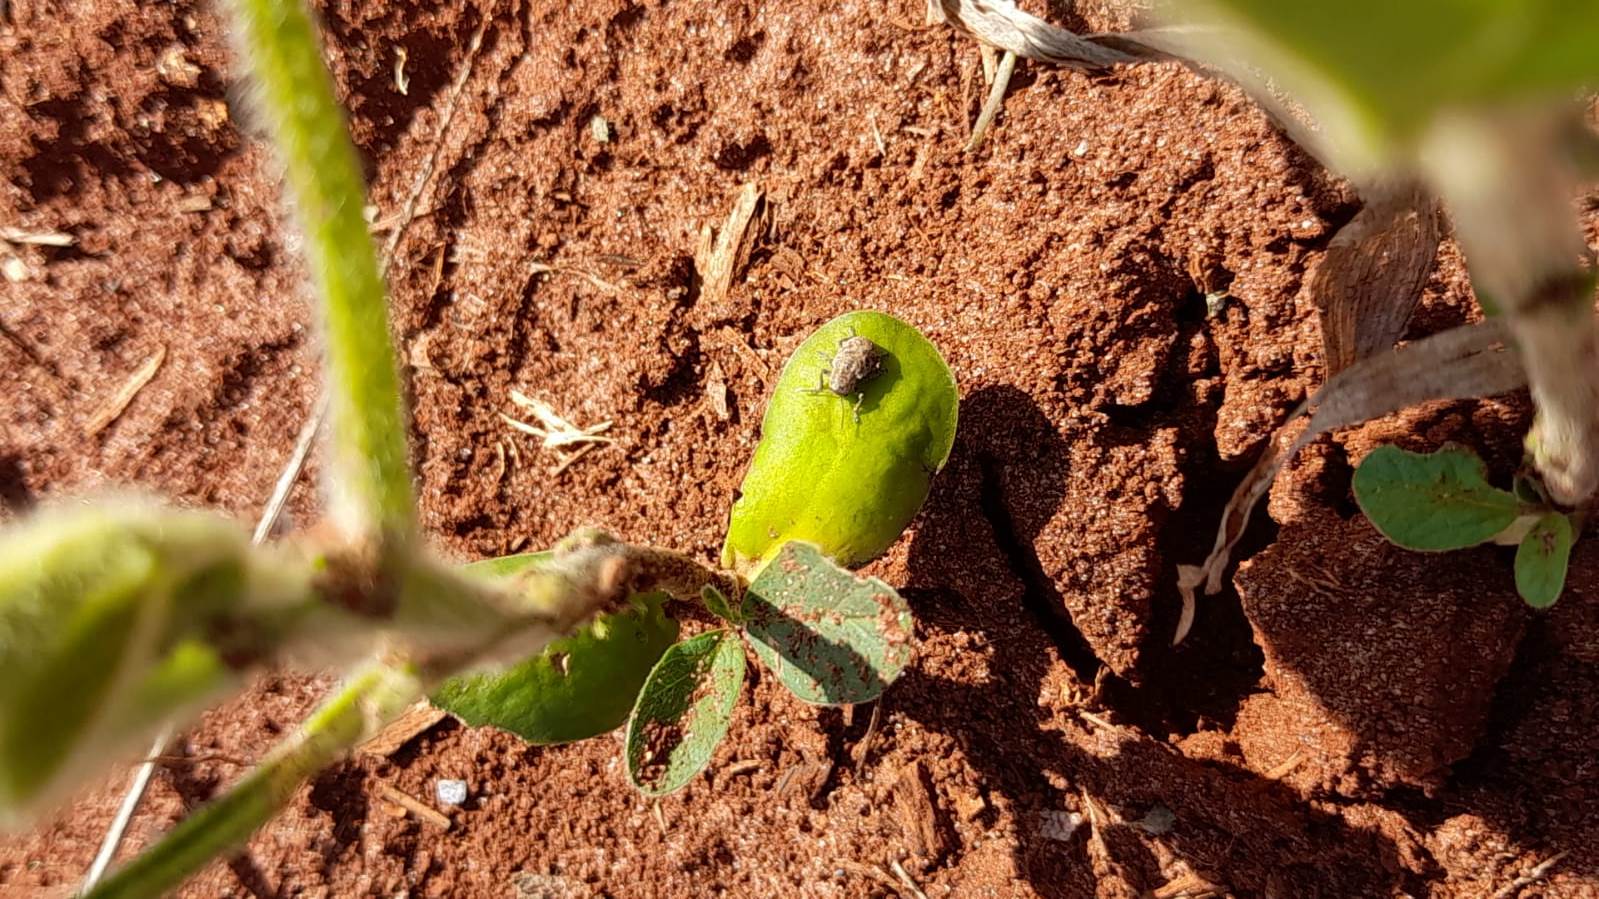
742,541 -> 914,705
1514,512 -> 1574,609
625,629 -> 745,796
1353,445 -> 1520,551
431,553 -> 679,744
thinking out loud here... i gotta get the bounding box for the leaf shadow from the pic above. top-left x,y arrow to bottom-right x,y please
890,384 -> 1428,896
742,561 -> 895,706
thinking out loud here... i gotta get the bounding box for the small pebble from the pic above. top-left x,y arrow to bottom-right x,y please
435,779 -> 468,807
1038,809 -> 1083,841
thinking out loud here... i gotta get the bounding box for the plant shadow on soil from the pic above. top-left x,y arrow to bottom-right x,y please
894,385 -> 1426,896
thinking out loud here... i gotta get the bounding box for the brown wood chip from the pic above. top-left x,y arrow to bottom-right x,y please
695,182 -> 763,314
373,780 -> 452,830
358,702 -> 447,757
892,759 -> 950,865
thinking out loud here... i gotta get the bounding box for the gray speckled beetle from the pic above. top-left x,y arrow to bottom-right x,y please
803,329 -> 886,421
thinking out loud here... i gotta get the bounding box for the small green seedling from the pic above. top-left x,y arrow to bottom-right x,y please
434,309 -> 955,796
0,0 -> 958,893
1353,444 -> 1578,608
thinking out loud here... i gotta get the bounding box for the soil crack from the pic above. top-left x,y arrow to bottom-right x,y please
976,454 -> 1102,682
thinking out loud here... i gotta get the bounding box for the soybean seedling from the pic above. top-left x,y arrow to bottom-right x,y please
1353,444 -> 1578,609
435,309 -> 959,796
0,0 -> 959,893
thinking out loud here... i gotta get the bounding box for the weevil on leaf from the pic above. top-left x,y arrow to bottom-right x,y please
804,328 -> 887,423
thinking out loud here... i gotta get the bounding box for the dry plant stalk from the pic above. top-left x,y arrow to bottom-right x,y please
926,0 -> 1145,67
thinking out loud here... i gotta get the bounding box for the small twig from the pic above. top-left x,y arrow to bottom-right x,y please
550,442 -> 600,476
374,781 -> 452,830
890,859 -> 931,899
527,261 -> 621,294
0,226 -> 75,246
652,800 -> 668,836
392,47 -> 410,95
1264,747 -> 1305,780
841,860 -> 906,896
1489,851 -> 1570,899
696,182 -> 763,311
144,752 -> 252,768
504,390 -> 613,447
966,49 -> 1016,152
85,345 -> 167,436
80,728 -> 171,890
774,765 -> 800,797
1078,710 -> 1116,731
927,0 -> 1144,67
1152,871 -> 1228,899
719,328 -> 771,381
502,391 -> 614,475
852,700 -> 883,772
253,397 -> 326,543
378,21 -> 485,273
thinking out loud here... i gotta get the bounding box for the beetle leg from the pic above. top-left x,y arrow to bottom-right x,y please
801,368 -> 830,395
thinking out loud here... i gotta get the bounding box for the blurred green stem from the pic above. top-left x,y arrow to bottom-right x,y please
228,0 -> 414,542
83,664 -> 420,899
1419,110 -> 1599,506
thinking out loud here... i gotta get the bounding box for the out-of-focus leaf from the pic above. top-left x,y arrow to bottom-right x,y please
431,553 -> 680,744
0,502 -> 302,824
1173,0 -> 1599,155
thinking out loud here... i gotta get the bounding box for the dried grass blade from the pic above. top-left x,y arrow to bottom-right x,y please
927,0 -> 1154,67
1175,320 -> 1526,644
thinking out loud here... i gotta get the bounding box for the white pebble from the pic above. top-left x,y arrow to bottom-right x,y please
435,779 -> 468,807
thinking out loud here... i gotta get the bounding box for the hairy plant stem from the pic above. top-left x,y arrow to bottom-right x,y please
83,664 -> 420,899
74,531 -> 730,898
227,0 -> 414,543
1419,110 -> 1599,506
